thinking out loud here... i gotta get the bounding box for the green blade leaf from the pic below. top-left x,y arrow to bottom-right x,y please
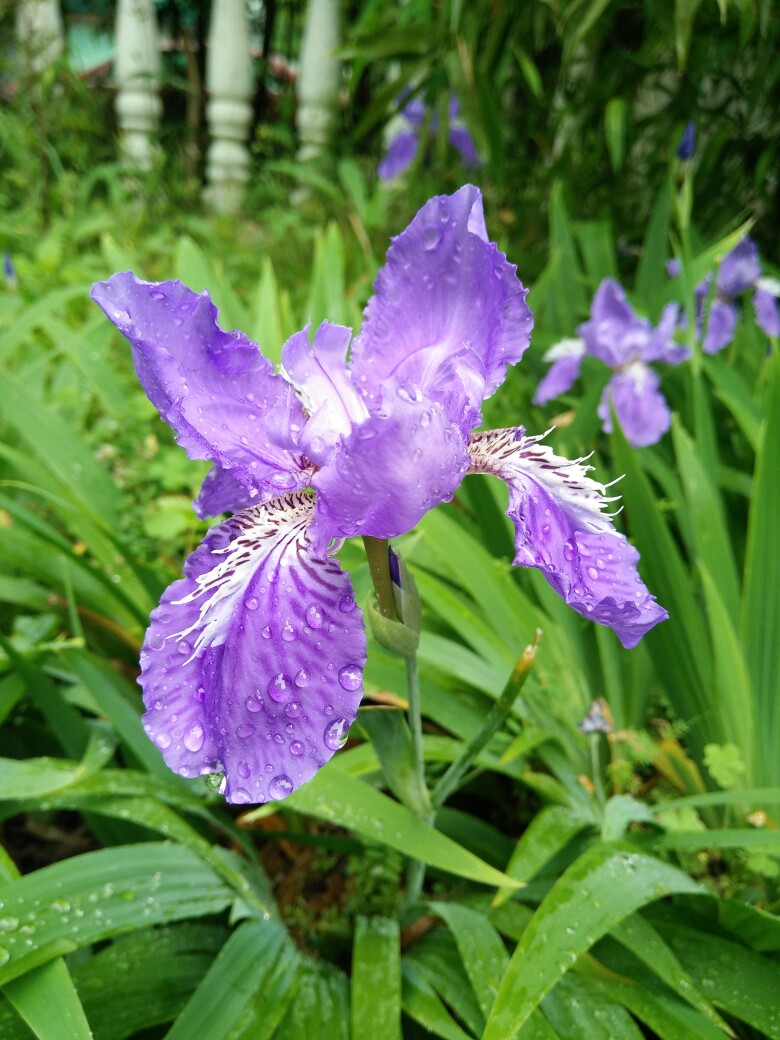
430,903 -> 508,1019
483,845 -> 701,1039
243,765 -> 522,889
2,959 -> 92,1040
351,917 -> 401,1040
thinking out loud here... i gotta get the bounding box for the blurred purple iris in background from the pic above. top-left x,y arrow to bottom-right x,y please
379,96 -> 482,180
92,186 -> 667,804
677,237 -> 780,353
534,279 -> 685,447
676,121 -> 696,161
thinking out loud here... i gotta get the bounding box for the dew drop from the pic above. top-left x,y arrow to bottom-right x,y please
149,631 -> 165,651
305,605 -> 323,629
231,787 -> 252,803
268,673 -> 293,702
338,595 -> 356,613
587,565 -> 600,580
324,717 -> 350,751
285,700 -> 303,718
294,669 -> 311,688
261,626 -> 272,639
563,541 -> 577,561
237,761 -> 250,779
245,694 -> 263,713
236,723 -> 255,738
155,732 -> 171,749
338,664 -> 363,691
245,596 -> 259,611
183,724 -> 205,752
281,620 -> 297,642
269,775 -> 294,800
422,227 -> 441,251
177,640 -> 191,655
290,740 -> 305,756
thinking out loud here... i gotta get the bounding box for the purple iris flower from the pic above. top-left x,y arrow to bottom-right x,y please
696,237 -> 780,353
534,279 -> 685,448
92,186 -> 667,804
379,95 -> 481,180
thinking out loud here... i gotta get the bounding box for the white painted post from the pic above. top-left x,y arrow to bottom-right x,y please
15,0 -> 65,73
114,0 -> 161,171
296,0 -> 341,162
204,0 -> 254,215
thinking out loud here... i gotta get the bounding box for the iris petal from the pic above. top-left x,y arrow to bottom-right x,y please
468,428 -> 668,649
140,492 -> 366,803
598,365 -> 672,447
310,389 -> 469,557
91,273 -> 307,495
351,185 -> 533,436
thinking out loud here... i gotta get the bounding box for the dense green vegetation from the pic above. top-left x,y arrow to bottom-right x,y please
1,1 -> 778,1038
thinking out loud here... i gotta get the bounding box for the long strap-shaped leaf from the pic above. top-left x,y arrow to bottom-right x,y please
482,843 -> 701,1039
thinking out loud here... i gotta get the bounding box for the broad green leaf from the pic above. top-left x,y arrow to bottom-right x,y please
243,765 -> 522,889
357,707 -> 431,816
431,903 -> 508,1019
483,845 -> 701,1039
636,173 -> 674,310
657,828 -> 780,852
401,962 -> 474,1040
0,844 -> 233,986
662,926 -> 780,1038
164,919 -> 290,1040
601,795 -> 657,842
604,98 -> 627,173
274,959 -> 349,1040
542,972 -> 643,1039
595,976 -> 727,1040
2,958 -> 92,1040
494,805 -> 593,905
351,917 -> 401,1040
250,257 -> 284,363
741,348 -> 780,785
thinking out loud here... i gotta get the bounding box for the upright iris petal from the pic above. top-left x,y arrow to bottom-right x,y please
93,184 -> 667,804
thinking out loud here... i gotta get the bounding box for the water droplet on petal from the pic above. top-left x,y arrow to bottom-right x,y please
269,775 -> 294,800
587,565 -> 600,580
338,595 -> 356,613
324,717 -> 350,751
237,761 -> 250,779
294,669 -> 311,688
563,541 -> 577,561
281,620 -> 297,642
231,787 -> 252,803
285,700 -> 303,718
236,723 -> 255,738
261,626 -> 272,639
268,673 -> 293,702
149,631 -> 165,651
422,227 -> 441,251
338,664 -> 363,691
305,605 -> 323,629
290,740 -> 305,756
245,694 -> 263,713
183,723 -> 205,752
245,596 -> 259,611
177,640 -> 191,655
155,733 -> 171,749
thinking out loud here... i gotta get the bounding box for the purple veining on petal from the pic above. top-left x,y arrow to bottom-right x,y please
91,273 -> 308,495
351,185 -> 533,437
310,388 -> 470,557
598,365 -> 671,447
139,491 -> 366,803
533,339 -> 586,405
281,322 -> 368,466
468,428 -> 668,649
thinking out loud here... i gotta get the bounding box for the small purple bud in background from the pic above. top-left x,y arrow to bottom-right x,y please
4,252 -> 17,292
388,545 -> 402,587
676,121 -> 696,160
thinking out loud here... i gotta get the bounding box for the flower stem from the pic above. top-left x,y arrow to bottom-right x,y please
362,536 -> 397,620
431,632 -> 540,809
403,649 -> 432,909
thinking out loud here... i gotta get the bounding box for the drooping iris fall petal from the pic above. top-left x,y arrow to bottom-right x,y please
140,492 -> 366,803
